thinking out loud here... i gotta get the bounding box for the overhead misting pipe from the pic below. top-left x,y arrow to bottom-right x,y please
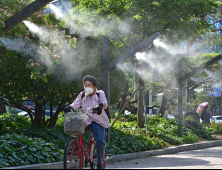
111,88 -> 139,127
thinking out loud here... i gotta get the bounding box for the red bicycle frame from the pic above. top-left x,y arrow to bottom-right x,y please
80,134 -> 98,162
69,134 -> 98,168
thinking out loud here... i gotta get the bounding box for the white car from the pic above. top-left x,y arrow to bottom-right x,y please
200,116 -> 222,124
211,116 -> 222,124
18,111 -> 30,117
124,110 -> 131,115
167,114 -> 175,119
144,112 -> 175,119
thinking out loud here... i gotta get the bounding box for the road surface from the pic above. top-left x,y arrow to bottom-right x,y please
106,146 -> 222,169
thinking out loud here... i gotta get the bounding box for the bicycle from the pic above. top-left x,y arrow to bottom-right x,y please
63,107 -> 110,169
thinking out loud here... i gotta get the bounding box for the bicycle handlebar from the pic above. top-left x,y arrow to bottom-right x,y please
69,106 -> 97,115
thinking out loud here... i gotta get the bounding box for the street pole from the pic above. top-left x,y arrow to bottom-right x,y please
134,56 -> 137,101
178,59 -> 183,137
103,36 -> 110,142
142,87 -> 148,131
149,89 -> 152,117
185,81 -> 188,105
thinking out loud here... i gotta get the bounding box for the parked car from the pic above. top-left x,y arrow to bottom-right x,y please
211,116 -> 222,124
18,110 -> 55,117
18,111 -> 34,117
124,110 -> 131,115
18,111 -> 29,116
167,114 -> 175,119
200,116 -> 222,124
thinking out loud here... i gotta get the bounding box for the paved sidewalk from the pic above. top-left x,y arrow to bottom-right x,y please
106,146 -> 222,169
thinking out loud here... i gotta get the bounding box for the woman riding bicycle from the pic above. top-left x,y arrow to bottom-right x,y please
65,75 -> 110,169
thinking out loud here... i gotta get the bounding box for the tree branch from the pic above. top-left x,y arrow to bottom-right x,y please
183,76 -> 211,90
211,27 -> 222,32
211,18 -> 222,25
117,35 -> 128,48
129,92 -> 149,104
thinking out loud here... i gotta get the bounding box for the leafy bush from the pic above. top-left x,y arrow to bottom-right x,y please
106,127 -> 165,155
109,106 -> 119,116
11,126 -> 70,150
6,113 -> 69,150
121,114 -> 137,122
206,121 -> 222,134
112,115 -> 199,147
187,122 -> 214,140
7,108 -> 20,114
0,111 -> 216,168
0,113 -> 31,135
0,133 -> 63,168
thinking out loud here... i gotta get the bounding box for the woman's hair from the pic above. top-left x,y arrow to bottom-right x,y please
204,105 -> 208,111
83,75 -> 97,87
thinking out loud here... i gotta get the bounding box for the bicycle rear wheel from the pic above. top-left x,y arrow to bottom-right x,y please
64,137 -> 83,169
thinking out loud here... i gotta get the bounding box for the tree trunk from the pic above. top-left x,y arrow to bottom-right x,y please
49,102 -> 53,127
42,104 -> 46,126
159,90 -> 168,117
138,76 -> 145,128
34,99 -> 44,127
48,98 -> 67,127
49,109 -> 61,127
0,100 -> 6,114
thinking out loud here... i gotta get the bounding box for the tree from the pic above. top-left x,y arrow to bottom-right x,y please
69,0 -> 220,127
0,0 -> 126,127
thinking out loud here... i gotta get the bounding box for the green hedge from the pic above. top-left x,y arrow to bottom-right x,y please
0,113 -> 31,134
0,112 -> 217,168
0,133 -> 63,168
112,115 -> 199,146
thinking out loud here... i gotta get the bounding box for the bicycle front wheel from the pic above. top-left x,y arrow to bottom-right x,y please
64,137 -> 83,169
90,143 -> 107,169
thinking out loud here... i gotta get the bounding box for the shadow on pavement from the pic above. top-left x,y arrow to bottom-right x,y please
108,156 -> 210,168
177,147 -> 222,158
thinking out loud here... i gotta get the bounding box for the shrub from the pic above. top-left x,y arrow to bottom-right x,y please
0,133 -> 63,168
207,121 -> 222,134
107,127 -> 164,155
187,122 -> 214,140
112,115 -> 199,147
0,113 -> 31,135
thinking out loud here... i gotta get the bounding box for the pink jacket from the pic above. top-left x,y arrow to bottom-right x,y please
70,88 -> 110,128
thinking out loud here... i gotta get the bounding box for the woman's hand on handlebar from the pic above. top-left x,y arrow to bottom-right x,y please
86,107 -> 97,114
64,105 -> 74,113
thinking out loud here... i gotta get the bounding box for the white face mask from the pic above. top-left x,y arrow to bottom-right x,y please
85,87 -> 94,95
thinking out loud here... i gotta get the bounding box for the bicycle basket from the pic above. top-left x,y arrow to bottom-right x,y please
64,112 -> 88,135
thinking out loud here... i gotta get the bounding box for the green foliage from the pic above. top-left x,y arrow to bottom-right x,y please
107,127 -> 165,155
0,110 -> 220,167
121,114 -> 137,122
0,132 -> 63,168
203,121 -> 222,134
188,122 -> 214,139
11,127 -> 69,149
0,1 -> 84,127
70,0 -> 219,42
109,105 -> 119,116
0,113 -> 31,135
0,2 -> 125,126
113,115 -> 199,146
